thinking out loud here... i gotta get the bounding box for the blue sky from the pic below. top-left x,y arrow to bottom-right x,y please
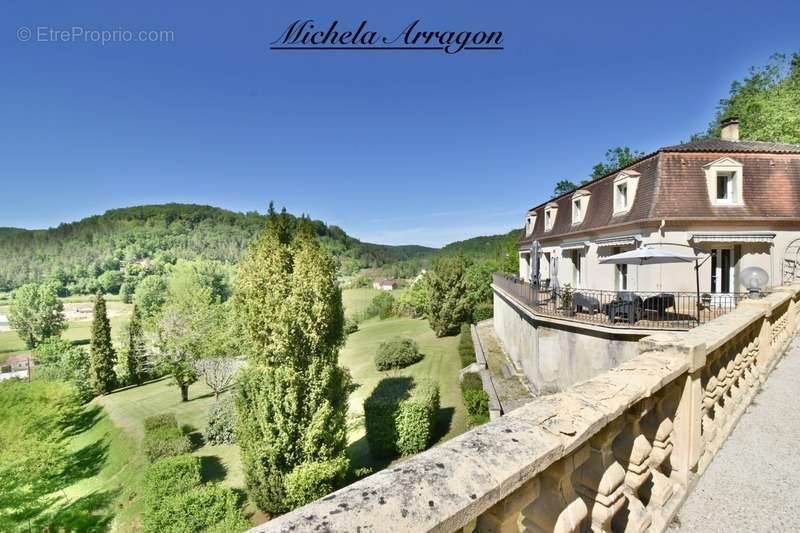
2,1 -> 799,247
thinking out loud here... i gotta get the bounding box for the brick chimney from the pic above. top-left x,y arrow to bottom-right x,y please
720,117 -> 740,141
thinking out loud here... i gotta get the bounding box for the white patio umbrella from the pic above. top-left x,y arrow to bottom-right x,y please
599,245 -> 702,323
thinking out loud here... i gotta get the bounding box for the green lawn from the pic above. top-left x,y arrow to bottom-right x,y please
341,287 -> 407,319
339,316 -> 467,474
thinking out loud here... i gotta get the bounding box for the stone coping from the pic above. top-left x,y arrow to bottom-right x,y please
251,284 -> 800,533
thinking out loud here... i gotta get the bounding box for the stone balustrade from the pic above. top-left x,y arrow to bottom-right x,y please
251,285 -> 800,533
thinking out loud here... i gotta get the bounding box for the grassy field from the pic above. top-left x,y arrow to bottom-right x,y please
340,316 -> 466,474
341,287 -> 406,319
0,300 -> 131,362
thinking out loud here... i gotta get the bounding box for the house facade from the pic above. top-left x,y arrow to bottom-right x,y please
518,121 -> 800,297
373,278 -> 398,291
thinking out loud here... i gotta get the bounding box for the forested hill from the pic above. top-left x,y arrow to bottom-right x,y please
0,204 -> 434,294
438,229 -> 521,261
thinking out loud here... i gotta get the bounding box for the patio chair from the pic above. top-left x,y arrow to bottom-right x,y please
642,293 -> 676,321
606,292 -> 643,324
574,292 -> 601,315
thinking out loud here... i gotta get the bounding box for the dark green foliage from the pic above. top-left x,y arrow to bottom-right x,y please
374,337 -> 423,371
472,303 -> 493,323
458,323 -> 475,368
205,395 -> 238,445
89,292 -> 117,395
427,255 -> 472,337
32,338 -> 94,403
284,457 -> 348,509
135,275 -> 167,320
144,413 -> 179,431
465,261 -> 495,317
8,282 -> 67,349
460,373 -> 489,424
235,211 -> 351,514
590,146 -> 645,180
363,377 -> 440,458
143,413 -> 191,462
142,454 -> 202,508
367,292 -> 396,320
553,179 -> 578,197
0,203 -> 435,293
707,53 -> 800,143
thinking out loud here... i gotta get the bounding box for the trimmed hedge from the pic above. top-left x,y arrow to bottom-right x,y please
205,395 -> 237,445
375,337 -> 423,371
143,454 -> 202,508
143,412 -> 191,462
364,377 -> 440,458
284,457 -> 349,508
458,323 -> 475,368
460,372 -> 489,426
143,483 -> 247,533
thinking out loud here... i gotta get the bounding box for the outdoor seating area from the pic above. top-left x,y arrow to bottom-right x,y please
493,273 -> 747,330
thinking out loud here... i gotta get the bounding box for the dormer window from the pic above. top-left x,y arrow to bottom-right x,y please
525,213 -> 537,235
571,190 -> 590,225
613,171 -> 639,215
704,157 -> 743,206
544,203 -> 558,231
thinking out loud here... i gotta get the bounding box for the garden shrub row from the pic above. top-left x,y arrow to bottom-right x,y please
472,303 -> 493,323
142,454 -> 247,533
364,377 -> 440,458
460,372 -> 489,426
374,337 -> 423,371
458,323 -> 476,368
143,412 -> 191,462
284,457 -> 349,508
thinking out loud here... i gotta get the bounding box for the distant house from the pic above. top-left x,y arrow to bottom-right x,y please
0,354 -> 32,381
373,278 -> 398,291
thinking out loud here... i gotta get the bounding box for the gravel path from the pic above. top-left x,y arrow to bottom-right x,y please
670,339 -> 800,533
476,321 -> 534,412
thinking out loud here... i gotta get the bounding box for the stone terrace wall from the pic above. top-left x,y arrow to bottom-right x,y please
251,284 -> 800,533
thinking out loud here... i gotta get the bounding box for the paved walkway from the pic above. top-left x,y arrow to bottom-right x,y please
476,321 -> 535,412
670,339 -> 800,533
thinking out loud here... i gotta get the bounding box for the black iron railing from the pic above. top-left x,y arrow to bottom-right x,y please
493,273 -> 748,330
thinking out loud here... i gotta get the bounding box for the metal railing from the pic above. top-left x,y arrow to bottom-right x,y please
493,273 -> 749,330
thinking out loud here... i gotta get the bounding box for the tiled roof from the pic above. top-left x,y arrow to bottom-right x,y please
660,138 -> 800,154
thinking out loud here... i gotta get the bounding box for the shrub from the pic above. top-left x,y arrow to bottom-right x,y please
284,458 -> 348,508
367,292 -> 396,320
461,372 -> 489,426
205,395 -> 237,445
344,318 -> 359,335
143,413 -> 191,462
460,371 -> 483,392
364,377 -> 440,458
374,337 -> 423,371
143,454 -> 202,508
458,324 -> 475,368
472,303 -> 493,323
143,483 -> 247,533
144,413 -> 178,432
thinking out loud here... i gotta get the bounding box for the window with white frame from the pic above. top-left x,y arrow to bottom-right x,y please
704,157 -> 744,206
616,182 -> 628,210
525,213 -> 537,235
572,198 -> 582,223
544,206 -> 557,231
612,171 -> 639,215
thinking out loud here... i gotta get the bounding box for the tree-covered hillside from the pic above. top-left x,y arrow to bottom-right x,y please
438,229 -> 521,261
0,204 -> 433,294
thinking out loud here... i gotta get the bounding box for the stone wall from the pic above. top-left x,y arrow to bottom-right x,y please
250,284 -> 800,533
493,287 -> 646,393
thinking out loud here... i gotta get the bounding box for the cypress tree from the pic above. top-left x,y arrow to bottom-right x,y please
127,304 -> 146,385
427,254 -> 471,337
235,211 -> 349,514
89,291 -> 117,394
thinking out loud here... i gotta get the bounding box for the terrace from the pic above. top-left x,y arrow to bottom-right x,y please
492,273 -> 747,332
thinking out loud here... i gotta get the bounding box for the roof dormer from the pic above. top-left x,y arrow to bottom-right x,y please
612,170 -> 640,216
703,157 -> 744,206
544,202 -> 558,232
525,211 -> 537,236
571,189 -> 590,225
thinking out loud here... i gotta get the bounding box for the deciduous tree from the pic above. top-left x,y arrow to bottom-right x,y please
8,282 -> 66,349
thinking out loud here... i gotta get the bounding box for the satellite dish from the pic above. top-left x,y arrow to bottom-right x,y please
739,266 -> 769,298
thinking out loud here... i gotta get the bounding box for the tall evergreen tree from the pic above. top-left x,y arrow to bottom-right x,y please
427,254 -> 472,337
127,304 -> 147,385
235,211 -> 349,514
89,292 -> 117,395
